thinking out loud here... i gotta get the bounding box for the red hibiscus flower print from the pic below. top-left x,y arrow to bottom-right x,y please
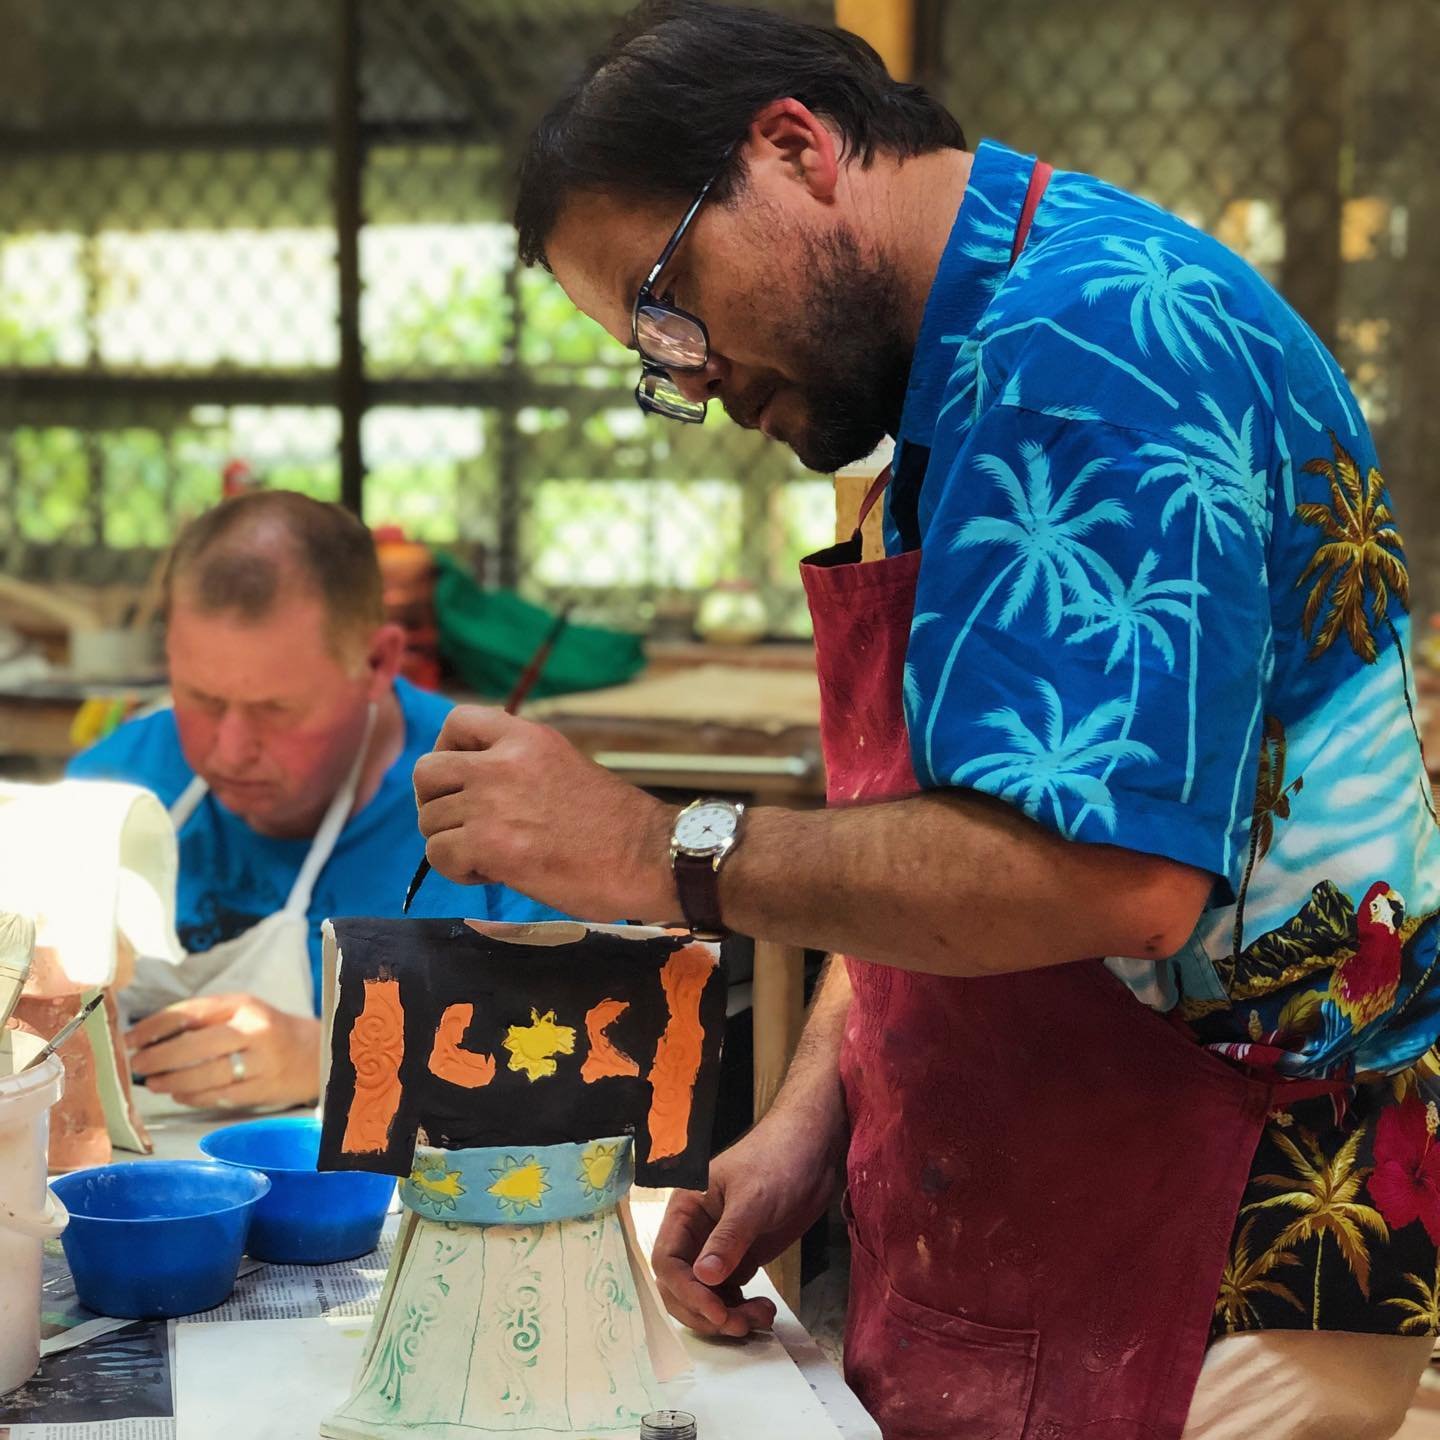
1368,1096 -> 1440,1243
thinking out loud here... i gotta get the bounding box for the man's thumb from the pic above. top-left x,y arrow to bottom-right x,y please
693,1214 -> 753,1286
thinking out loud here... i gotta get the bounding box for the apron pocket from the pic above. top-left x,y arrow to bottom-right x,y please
846,1230 -> 1037,1440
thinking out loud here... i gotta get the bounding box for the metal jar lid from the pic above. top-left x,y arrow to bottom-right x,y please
639,1410 -> 698,1440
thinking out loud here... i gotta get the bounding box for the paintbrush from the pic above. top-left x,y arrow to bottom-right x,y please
21,990 -> 106,1072
402,602 -> 575,914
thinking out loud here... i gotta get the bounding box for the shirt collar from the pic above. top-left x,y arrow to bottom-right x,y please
895,139 -> 1037,448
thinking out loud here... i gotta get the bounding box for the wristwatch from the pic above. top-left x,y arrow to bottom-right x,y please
669,798 -> 746,940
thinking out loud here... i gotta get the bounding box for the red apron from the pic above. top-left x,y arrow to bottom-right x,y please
799,164 -> 1273,1440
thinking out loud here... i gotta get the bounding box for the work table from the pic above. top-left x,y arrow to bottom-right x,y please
10,1091 -> 878,1440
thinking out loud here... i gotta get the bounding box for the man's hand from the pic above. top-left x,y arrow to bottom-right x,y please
127,994 -> 321,1110
414,707 -> 679,920
652,1107 -> 846,1339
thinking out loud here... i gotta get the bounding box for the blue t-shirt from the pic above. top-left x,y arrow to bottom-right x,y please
67,678 -> 564,1008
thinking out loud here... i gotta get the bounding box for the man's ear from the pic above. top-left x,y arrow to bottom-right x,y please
363,622 -> 407,698
741,97 -> 840,203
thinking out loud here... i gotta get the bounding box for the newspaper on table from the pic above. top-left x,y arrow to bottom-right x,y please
0,1219 -> 396,1438
178,1220 -> 395,1324
0,1322 -> 176,1440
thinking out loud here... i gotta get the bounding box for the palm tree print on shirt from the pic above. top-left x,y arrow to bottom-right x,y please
903,611 -> 941,728
1232,716 -> 1304,954
1136,409 -> 1255,803
1295,434 -> 1408,665
1062,230 -> 1329,429
1244,1125 -> 1389,1328
1065,233 -> 1232,373
1383,1258 -> 1440,1333
922,439 -> 1131,780
1062,229 -> 1363,512
1214,1216 -> 1305,1332
951,678 -> 1157,839
1062,549 -> 1200,831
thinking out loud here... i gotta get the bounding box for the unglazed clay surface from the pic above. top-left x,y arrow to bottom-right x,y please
324,1139 -> 664,1440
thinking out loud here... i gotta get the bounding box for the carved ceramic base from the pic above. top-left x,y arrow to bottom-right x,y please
323,1140 -> 663,1439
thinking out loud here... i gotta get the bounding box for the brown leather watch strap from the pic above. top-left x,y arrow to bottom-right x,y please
673,851 -> 725,939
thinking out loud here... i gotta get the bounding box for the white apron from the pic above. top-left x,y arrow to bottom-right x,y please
124,706 -> 376,1020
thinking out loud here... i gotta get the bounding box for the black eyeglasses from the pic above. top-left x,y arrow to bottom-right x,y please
632,170 -> 722,424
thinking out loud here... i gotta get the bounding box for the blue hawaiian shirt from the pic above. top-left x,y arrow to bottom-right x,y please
895,141 -> 1440,1334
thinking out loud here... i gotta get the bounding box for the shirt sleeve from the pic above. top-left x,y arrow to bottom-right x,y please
904,399 -> 1270,889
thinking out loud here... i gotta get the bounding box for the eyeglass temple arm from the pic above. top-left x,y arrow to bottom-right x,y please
641,171 -> 721,292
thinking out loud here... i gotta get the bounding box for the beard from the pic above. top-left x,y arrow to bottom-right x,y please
724,223 -> 912,474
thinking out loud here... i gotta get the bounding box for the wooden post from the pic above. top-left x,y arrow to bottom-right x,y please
752,942 -> 808,1122
834,450 -> 891,563
831,0 -> 914,551
754,939 -> 808,1308
834,0 -> 915,80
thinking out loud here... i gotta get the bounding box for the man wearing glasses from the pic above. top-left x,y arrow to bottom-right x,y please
413,3 -> 1440,1436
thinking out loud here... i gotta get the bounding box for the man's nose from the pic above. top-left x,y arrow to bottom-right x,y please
669,355 -> 728,406
211,708 -> 261,769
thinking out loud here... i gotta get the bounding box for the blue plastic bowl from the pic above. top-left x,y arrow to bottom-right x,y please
199,1116 -> 395,1264
51,1160 -> 270,1319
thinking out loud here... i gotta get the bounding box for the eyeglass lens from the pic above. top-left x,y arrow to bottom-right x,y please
637,368 -> 706,423
635,303 -> 708,371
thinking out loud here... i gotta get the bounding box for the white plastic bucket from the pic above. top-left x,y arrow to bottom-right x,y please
0,1031 -> 68,1396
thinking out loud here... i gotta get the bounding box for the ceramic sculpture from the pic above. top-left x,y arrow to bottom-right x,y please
318,919 -> 724,1440
0,780 -> 182,1169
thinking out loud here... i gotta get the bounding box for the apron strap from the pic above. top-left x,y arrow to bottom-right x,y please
167,707 -> 377,920
853,464 -> 894,536
1265,1075 -> 1352,1108
283,702 -> 378,917
168,774 -> 209,831
1011,160 -> 1054,264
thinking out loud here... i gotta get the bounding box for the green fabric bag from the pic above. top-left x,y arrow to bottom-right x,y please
432,552 -> 645,700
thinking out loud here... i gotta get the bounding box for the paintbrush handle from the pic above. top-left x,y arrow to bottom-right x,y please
502,604 -> 572,713
23,991 -> 105,1071
404,605 -> 571,915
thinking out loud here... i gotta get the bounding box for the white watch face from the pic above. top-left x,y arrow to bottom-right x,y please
675,802 -> 737,854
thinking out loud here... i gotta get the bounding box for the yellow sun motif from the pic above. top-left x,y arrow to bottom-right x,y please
579,1141 -> 621,1199
487,1154 -> 550,1217
407,1161 -> 466,1213
502,1008 -> 577,1082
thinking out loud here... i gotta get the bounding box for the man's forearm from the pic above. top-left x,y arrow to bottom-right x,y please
717,790 -> 1211,978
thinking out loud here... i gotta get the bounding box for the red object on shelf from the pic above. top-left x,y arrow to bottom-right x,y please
221,459 -> 257,498
374,527 -> 441,690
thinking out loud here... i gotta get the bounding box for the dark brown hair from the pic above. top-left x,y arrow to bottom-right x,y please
515,0 -> 965,269
164,490 -> 383,659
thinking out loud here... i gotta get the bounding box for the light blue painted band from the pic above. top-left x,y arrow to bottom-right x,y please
401,1135 -> 634,1225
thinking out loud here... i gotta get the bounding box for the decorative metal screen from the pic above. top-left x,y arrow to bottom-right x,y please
0,0 -> 828,635
3,1 -> 1435,623
920,0 -> 1440,610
